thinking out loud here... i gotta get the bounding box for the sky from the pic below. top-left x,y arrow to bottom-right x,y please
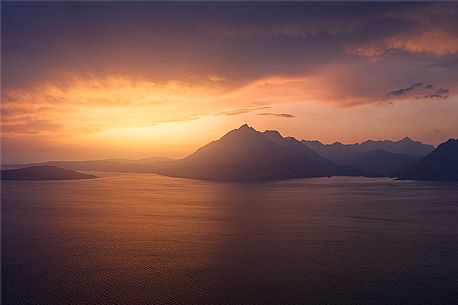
2,2 -> 458,163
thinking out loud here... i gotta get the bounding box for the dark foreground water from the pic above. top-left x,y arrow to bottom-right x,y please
2,174 -> 458,304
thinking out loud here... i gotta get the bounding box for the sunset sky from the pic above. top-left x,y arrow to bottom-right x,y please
2,2 -> 458,163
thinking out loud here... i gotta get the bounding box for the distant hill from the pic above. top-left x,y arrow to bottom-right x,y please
394,139 -> 458,181
302,137 -> 434,163
1,166 -> 98,180
154,124 -> 367,181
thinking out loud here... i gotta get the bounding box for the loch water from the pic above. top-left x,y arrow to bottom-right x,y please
2,173 -> 458,304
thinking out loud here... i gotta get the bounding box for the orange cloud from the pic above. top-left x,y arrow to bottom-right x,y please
2,67 -> 454,139
1,76 -> 226,136
2,73 -> 349,138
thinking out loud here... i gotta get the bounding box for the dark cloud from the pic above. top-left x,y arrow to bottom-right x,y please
420,88 -> 449,99
385,82 -> 423,98
3,2 -> 458,92
257,113 -> 295,118
384,82 -> 451,101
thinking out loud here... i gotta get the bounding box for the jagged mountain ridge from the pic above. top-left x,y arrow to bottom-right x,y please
302,137 -> 434,162
302,137 -> 434,176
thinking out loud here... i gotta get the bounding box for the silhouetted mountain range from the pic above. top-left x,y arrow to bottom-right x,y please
302,137 -> 433,175
303,137 -> 434,159
2,125 -> 456,181
1,166 -> 98,180
394,138 -> 458,181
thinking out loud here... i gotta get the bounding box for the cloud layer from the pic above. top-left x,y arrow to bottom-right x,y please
2,2 -> 458,161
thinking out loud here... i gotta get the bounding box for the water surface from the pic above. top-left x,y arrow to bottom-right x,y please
2,174 -> 458,304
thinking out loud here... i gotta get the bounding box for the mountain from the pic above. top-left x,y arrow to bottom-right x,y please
338,150 -> 420,176
154,124 -> 367,181
1,166 -> 98,180
302,137 -> 434,163
394,139 -> 458,181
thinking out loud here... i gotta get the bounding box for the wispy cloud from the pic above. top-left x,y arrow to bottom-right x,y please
219,106 -> 271,116
257,113 -> 295,118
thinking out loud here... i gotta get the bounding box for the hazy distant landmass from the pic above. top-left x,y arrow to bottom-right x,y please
2,158 -> 173,173
395,138 -> 458,181
103,157 -> 173,164
1,166 -> 98,180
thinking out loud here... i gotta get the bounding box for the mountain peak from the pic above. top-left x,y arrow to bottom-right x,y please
239,123 -> 253,130
221,124 -> 260,140
233,124 -> 258,134
400,136 -> 414,143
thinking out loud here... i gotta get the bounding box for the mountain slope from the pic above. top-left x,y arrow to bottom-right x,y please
394,139 -> 458,181
1,166 -> 98,180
